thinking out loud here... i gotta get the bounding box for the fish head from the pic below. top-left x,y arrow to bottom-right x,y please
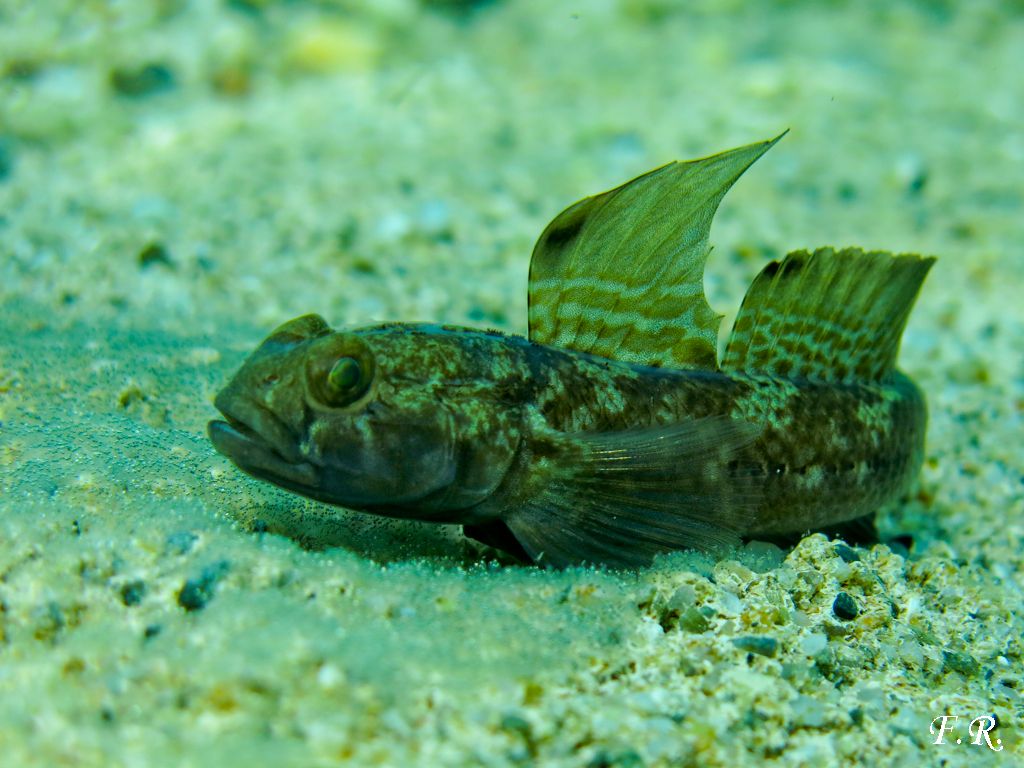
208,315 -> 528,521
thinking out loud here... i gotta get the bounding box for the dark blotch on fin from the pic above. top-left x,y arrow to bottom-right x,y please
527,135 -> 785,371
757,253 -> 805,282
539,215 -> 586,251
781,254 -> 804,276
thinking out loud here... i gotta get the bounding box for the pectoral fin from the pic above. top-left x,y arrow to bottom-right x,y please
505,417 -> 763,568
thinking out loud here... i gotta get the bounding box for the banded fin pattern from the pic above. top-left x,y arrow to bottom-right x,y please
528,134 -> 785,371
504,417 -> 763,568
721,248 -> 935,382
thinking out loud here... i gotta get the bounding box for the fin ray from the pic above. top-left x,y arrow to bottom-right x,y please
505,417 -> 763,568
528,134 -> 785,370
722,248 -> 934,382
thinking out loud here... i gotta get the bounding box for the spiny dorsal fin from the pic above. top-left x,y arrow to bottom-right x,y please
504,417 -> 763,568
721,247 -> 935,382
528,134 -> 785,370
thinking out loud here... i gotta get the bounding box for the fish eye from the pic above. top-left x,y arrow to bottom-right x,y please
317,355 -> 371,407
305,337 -> 375,408
327,357 -> 362,397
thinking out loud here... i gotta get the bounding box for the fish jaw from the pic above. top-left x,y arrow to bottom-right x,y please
207,410 -> 457,513
208,417 -> 319,490
206,386 -> 453,510
208,388 -> 320,492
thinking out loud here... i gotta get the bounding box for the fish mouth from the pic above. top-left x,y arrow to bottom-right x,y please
208,401 -> 319,489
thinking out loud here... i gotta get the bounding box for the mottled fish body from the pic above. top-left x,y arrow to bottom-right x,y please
209,135 -> 934,567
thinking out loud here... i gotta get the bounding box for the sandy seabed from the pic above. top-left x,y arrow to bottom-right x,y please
1,1 -> 1022,765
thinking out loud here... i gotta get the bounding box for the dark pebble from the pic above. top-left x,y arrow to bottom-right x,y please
349,257 -> 377,275
678,607 -> 710,633
942,650 -> 980,678
836,181 -> 858,201
120,579 -> 147,607
732,635 -> 778,658
832,592 -> 859,620
499,713 -> 531,736
423,0 -> 498,17
887,534 -> 914,558
138,242 -> 174,269
0,138 -> 12,181
177,560 -> 230,612
906,169 -> 928,196
586,749 -> 644,768
33,601 -> 65,642
226,0 -> 266,16
823,621 -> 851,639
110,63 -> 175,97
165,531 -> 198,556
834,543 -> 860,563
4,59 -> 41,80
177,580 -> 210,611
336,217 -> 359,250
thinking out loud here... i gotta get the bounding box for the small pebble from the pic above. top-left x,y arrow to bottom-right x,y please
165,531 -> 198,556
942,650 -> 980,678
678,607 -> 710,633
138,242 -> 174,269
177,560 -> 230,612
499,713 -> 531,737
732,635 -> 778,658
120,580 -> 146,607
832,592 -> 859,620
800,632 -> 828,655
666,584 -> 697,612
899,639 -> 925,667
886,534 -> 913,558
0,138 -> 12,181
110,63 -> 175,97
742,540 -> 785,571
834,543 -> 860,563
791,694 -> 827,727
717,589 -> 742,615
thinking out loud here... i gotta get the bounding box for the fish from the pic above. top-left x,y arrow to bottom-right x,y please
208,134 -> 934,568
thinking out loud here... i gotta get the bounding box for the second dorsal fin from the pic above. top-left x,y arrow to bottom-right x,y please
527,134 -> 784,370
721,247 -> 935,382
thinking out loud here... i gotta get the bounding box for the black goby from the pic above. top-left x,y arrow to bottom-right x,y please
209,135 -> 933,567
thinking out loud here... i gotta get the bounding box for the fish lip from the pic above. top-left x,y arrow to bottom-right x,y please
212,393 -> 304,463
208,397 -> 319,488
208,418 -> 320,489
